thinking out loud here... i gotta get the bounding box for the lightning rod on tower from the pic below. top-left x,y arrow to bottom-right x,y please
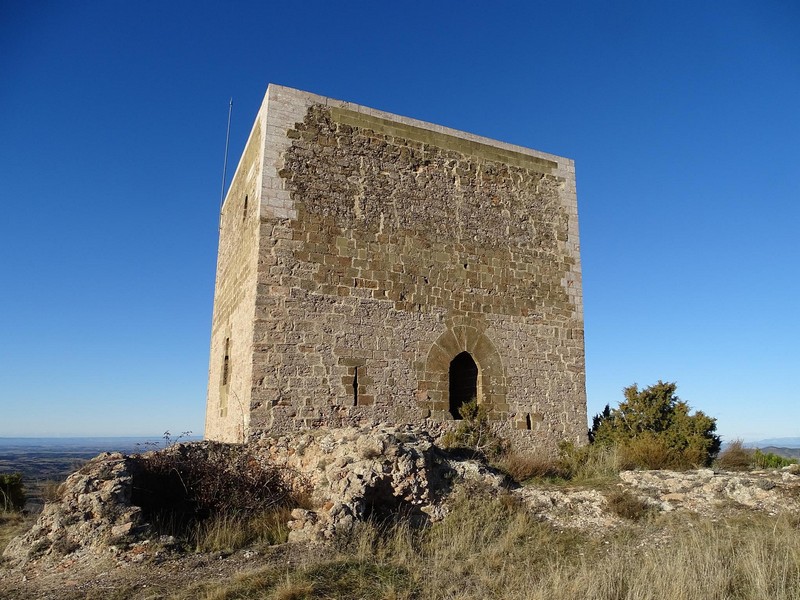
219,98 -> 233,227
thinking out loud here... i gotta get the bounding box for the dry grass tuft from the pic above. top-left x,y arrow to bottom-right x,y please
194,506 -> 292,553
40,480 -> 64,504
716,439 -> 753,471
0,510 -> 33,554
496,443 -> 629,486
557,443 -> 624,484
494,450 -> 567,483
604,489 -> 652,521
271,581 -> 315,600
619,436 -> 678,470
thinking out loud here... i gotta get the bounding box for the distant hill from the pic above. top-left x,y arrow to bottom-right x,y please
758,447 -> 800,460
748,437 -> 800,448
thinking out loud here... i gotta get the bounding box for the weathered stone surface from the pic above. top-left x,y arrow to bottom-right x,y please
618,468 -> 800,515
253,425 -> 506,541
205,84 -> 587,454
517,487 -> 621,529
2,453 -> 143,566
514,468 -> 800,529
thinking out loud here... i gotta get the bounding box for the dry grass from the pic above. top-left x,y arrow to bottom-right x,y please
619,436 -> 678,469
40,480 -> 64,504
493,443 -> 625,486
186,560 -> 411,600
537,514 -> 800,600
557,443 -> 624,484
716,440 -> 754,471
0,510 -> 33,554
604,489 -> 652,521
194,507 -> 293,553
176,486 -> 800,600
494,450 -> 567,482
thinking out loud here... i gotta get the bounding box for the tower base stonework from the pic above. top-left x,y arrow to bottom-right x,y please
205,85 -> 587,453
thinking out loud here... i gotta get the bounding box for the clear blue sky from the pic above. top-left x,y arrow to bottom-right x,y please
1,1 -> 798,441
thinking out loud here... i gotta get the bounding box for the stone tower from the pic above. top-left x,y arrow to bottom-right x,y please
205,84 -> 587,452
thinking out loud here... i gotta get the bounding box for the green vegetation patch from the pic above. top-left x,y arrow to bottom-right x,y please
753,448 -> 797,469
0,473 -> 25,512
715,441 -> 798,472
590,381 -> 721,469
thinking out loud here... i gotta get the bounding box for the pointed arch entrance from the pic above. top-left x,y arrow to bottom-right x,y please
418,326 -> 508,421
449,352 -> 478,419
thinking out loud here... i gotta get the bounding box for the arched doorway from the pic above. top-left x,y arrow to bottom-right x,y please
449,351 -> 478,419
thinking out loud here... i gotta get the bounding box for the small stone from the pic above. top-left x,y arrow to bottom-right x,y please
110,523 -> 133,539
663,493 -> 686,502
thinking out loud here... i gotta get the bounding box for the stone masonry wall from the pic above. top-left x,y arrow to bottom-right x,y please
206,85 -> 586,453
204,104 -> 265,442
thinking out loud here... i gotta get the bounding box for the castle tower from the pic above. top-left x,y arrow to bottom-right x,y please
205,84 -> 587,451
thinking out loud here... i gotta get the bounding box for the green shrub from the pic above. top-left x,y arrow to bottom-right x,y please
753,449 -> 797,469
590,381 -> 721,469
0,473 -> 25,512
714,443 -> 796,471
441,398 -> 505,459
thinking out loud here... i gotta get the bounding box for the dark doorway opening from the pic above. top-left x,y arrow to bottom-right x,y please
449,351 -> 478,419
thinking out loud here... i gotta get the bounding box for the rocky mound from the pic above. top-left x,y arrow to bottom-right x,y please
4,426 -> 800,569
3,453 -> 143,566
252,426 -> 506,541
620,466 -> 800,515
2,426 -> 504,567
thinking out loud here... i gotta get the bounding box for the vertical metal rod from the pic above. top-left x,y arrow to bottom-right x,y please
219,98 -> 233,222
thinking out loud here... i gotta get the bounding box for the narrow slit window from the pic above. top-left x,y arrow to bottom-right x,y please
352,366 -> 359,406
243,195 -> 248,221
525,413 -> 532,430
222,338 -> 230,386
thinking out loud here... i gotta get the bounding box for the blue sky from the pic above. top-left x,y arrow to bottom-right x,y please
1,1 -> 798,441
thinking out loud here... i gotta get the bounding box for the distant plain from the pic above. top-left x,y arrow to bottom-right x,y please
0,436 -> 200,510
